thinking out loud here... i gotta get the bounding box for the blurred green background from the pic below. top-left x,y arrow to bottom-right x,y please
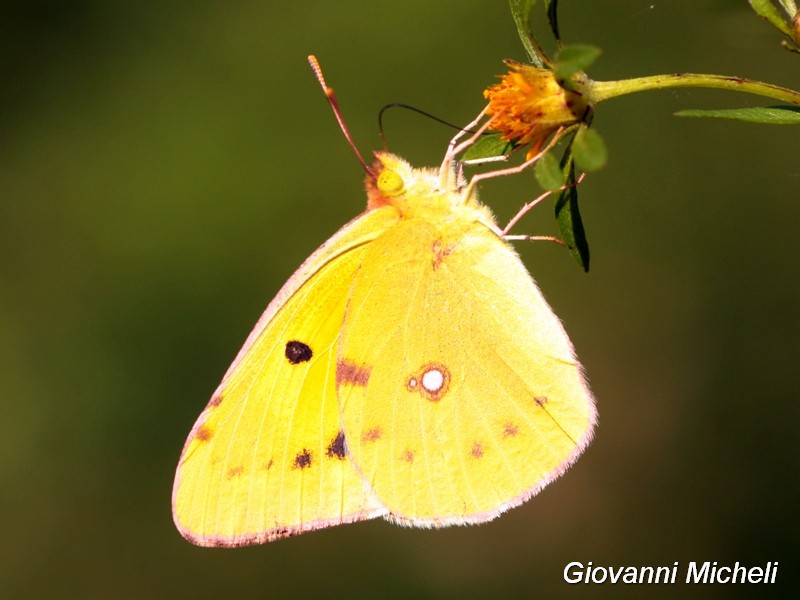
2,1 -> 797,598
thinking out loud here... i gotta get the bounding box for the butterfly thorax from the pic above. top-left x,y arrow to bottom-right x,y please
365,151 -> 498,238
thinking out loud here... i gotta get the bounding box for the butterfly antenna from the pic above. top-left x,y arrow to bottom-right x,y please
308,55 -> 371,173
378,103 -> 486,150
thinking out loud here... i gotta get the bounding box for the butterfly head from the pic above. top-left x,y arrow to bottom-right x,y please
366,151 -> 471,214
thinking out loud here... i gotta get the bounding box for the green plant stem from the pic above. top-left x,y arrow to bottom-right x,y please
588,73 -> 800,106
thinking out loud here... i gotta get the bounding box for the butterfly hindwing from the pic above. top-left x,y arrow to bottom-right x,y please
336,215 -> 596,525
172,208 -> 400,546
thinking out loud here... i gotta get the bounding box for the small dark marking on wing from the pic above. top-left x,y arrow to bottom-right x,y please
361,427 -> 382,443
326,431 -> 347,459
336,359 -> 371,387
431,239 -> 456,270
471,442 -> 484,459
195,425 -> 213,442
293,448 -> 313,469
285,340 -> 313,364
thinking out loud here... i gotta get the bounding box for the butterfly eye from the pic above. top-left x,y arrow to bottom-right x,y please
377,169 -> 405,196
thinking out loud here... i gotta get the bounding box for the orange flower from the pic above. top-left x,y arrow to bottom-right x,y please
484,60 -> 588,156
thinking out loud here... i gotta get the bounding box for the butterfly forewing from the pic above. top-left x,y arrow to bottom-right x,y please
172,209 -> 400,546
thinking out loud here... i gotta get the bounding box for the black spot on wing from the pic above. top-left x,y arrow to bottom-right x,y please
326,431 -> 347,459
293,448 -> 313,469
285,341 -> 313,364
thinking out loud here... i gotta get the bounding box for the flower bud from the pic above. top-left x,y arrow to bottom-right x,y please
484,60 -> 589,156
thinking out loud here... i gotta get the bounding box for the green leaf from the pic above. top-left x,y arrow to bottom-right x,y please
545,0 -> 562,45
748,0 -> 794,37
554,152 -> 590,271
554,44 -> 602,79
509,0 -> 545,67
462,133 -> 514,161
675,105 -> 800,124
534,151 -> 564,190
572,126 -> 608,172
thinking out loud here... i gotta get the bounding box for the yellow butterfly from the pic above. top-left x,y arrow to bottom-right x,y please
172,56 -> 596,547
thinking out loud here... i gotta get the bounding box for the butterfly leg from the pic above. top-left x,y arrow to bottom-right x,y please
501,171 -> 586,235
439,106 -> 491,188
503,234 -> 566,247
461,127 -> 565,203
